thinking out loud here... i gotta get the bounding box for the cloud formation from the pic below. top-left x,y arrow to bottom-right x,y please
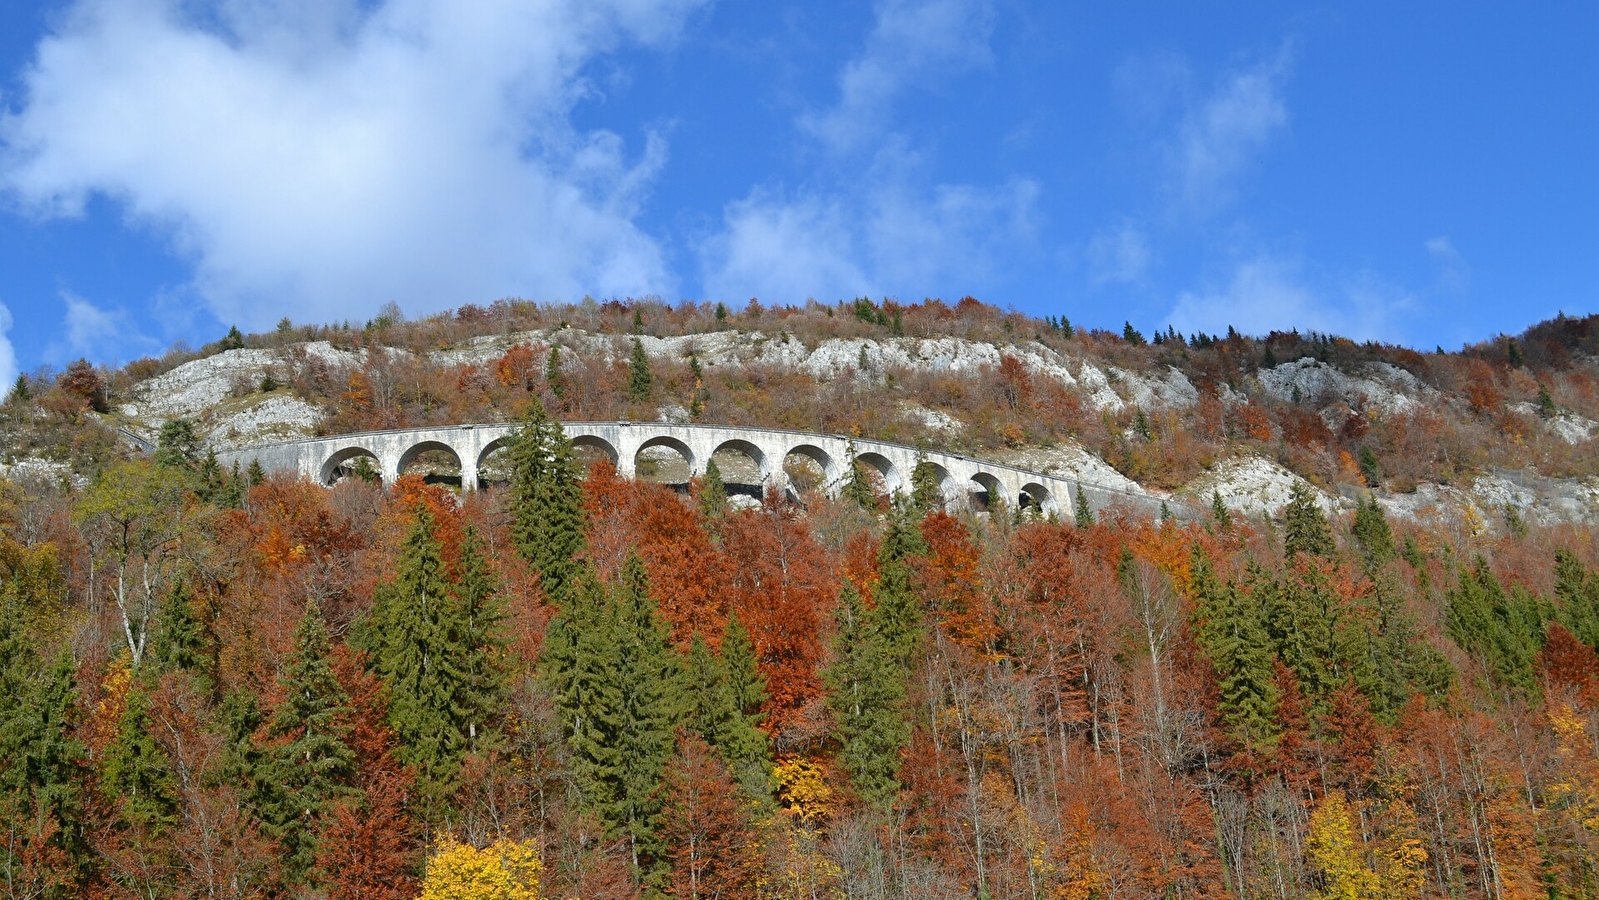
53,292 -> 152,364
1166,254 -> 1412,343
1086,221 -> 1152,286
1166,45 -> 1292,214
0,303 -> 16,393
705,0 -> 1029,304
0,0 -> 702,330
799,0 -> 995,155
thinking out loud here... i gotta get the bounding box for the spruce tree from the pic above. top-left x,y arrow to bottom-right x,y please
1445,558 -> 1547,694
508,402 -> 587,604
826,585 -> 909,810
873,503 -> 927,672
541,569 -> 624,824
612,553 -> 685,880
1350,495 -> 1396,571
455,526 -> 508,751
155,418 -> 202,470
1282,481 -> 1335,559
258,600 -> 356,881
909,452 -> 944,514
1553,550 -> 1599,649
101,679 -> 178,830
366,509 -> 470,808
1074,486 -> 1094,528
149,580 -> 208,682
0,611 -> 85,862
628,337 -> 653,402
1210,489 -> 1232,531
700,458 -> 728,522
716,611 -> 771,779
842,441 -> 876,508
1189,549 -> 1278,751
545,345 -> 566,400
246,459 -> 267,487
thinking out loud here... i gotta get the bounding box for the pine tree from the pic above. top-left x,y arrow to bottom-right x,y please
826,584 -> 909,810
366,509 -> 470,809
1283,481 -> 1335,559
909,452 -> 944,514
258,600 -> 357,881
1211,489 -> 1232,531
541,569 -> 624,822
700,458 -> 728,523
612,554 -> 685,881
155,418 -> 202,470
197,450 -> 226,505
149,580 -> 208,682
1537,383 -> 1557,418
842,441 -> 876,508
101,678 -> 179,830
1074,486 -> 1094,528
0,610 -> 85,866
247,459 -> 266,487
544,345 -> 566,400
455,526 -> 508,752
1350,495 -> 1396,571
873,504 -> 927,672
1445,558 -> 1547,694
1553,550 -> 1599,649
682,616 -> 769,791
628,337 -> 653,402
508,402 -> 587,604
1190,549 -> 1278,752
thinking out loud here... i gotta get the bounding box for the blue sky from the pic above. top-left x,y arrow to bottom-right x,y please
0,1 -> 1594,387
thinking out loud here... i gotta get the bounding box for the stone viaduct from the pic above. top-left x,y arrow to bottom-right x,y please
214,422 -> 1164,518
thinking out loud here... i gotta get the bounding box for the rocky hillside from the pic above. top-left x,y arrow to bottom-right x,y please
5,299 -> 1597,528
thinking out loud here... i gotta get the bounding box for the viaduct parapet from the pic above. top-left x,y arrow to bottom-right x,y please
214,421 -> 1162,518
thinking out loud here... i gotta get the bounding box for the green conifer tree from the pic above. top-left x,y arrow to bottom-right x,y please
628,337 -> 653,402
1537,383 -> 1557,418
1445,558 -> 1547,694
825,584 -> 909,810
1553,550 -> 1599,649
1074,486 -> 1094,528
541,568 -> 624,821
716,611 -> 771,780
455,526 -> 508,752
0,612 -> 85,864
246,459 -> 267,487
842,440 -> 877,509
258,600 -> 356,881
149,580 -> 208,681
100,680 -> 178,830
1189,550 -> 1278,751
611,554 -> 685,880
545,345 -> 566,400
873,504 -> 927,673
1350,495 -> 1396,571
366,509 -> 470,809
1283,482 -> 1335,559
700,458 -> 728,523
1211,489 -> 1232,531
508,403 -> 587,604
155,418 -> 202,470
909,452 -> 944,514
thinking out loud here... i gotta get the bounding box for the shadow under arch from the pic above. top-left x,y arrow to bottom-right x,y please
855,451 -> 901,495
320,446 -> 382,486
968,471 -> 1003,513
635,434 -> 696,484
1020,481 -> 1054,515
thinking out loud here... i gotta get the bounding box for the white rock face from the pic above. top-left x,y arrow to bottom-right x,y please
126,349 -> 279,422
1001,443 -> 1145,497
0,457 -> 86,489
1507,402 -> 1598,444
205,394 -> 324,450
898,401 -> 963,435
1182,455 -> 1336,516
1257,357 -> 1427,415
1109,365 -> 1199,410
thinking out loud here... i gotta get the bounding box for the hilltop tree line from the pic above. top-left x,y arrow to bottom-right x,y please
1,395 -> 1597,899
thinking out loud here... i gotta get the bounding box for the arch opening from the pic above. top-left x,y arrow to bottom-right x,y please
711,439 -> 768,502
1020,482 -> 1053,516
783,444 -> 836,497
968,472 -> 1003,514
475,438 -> 514,489
911,460 -> 955,511
321,447 -> 382,486
635,436 -> 695,488
398,441 -> 463,489
571,435 -> 620,475
853,451 -> 900,498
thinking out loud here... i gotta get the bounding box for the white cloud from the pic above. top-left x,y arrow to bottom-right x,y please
1167,255 -> 1411,343
1086,220 -> 1152,285
800,0 -> 995,154
703,0 -> 1026,304
52,291 -> 154,363
0,303 -> 17,393
1425,235 -> 1470,291
703,174 -> 1037,304
1167,44 -> 1292,214
0,0 -> 703,330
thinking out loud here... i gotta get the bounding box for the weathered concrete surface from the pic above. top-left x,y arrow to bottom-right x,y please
215,421 -> 1165,518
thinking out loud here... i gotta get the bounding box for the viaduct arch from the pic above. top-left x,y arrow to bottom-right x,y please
215,421 -> 1164,518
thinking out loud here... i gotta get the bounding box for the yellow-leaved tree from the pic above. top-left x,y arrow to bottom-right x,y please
1308,791 -> 1428,900
418,835 -> 542,900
